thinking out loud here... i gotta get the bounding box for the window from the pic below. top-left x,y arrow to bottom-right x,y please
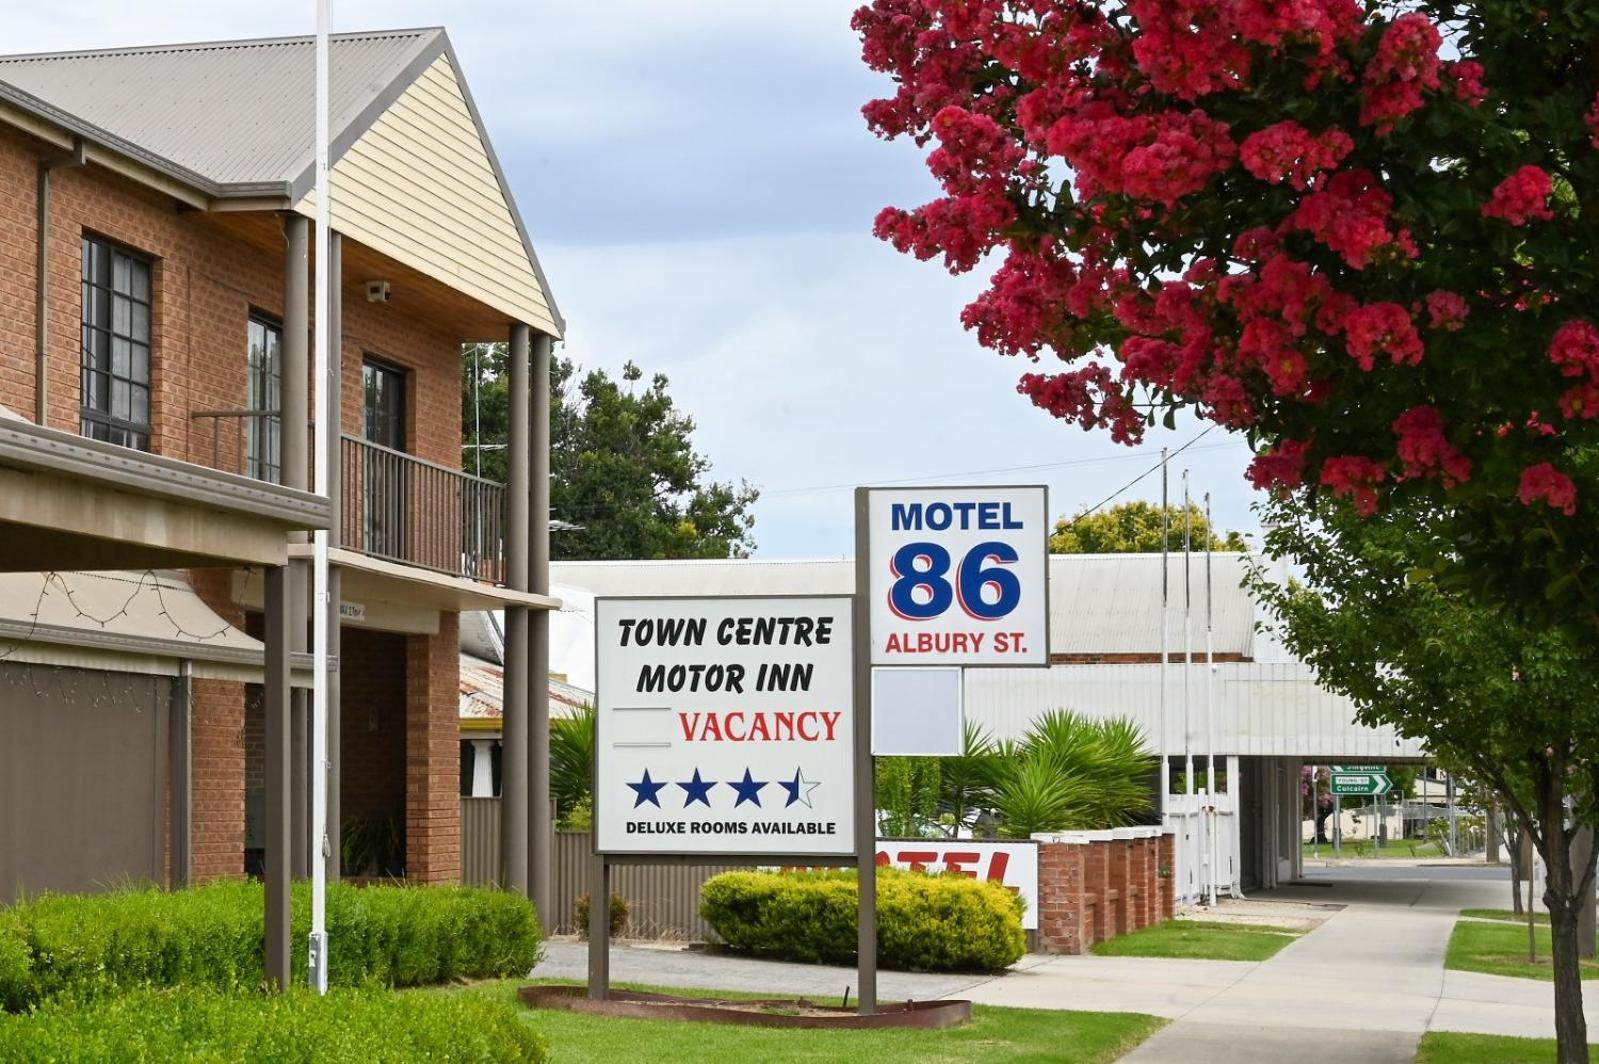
362,358 -> 406,450
80,236 -> 152,449
362,358 -> 408,558
246,315 -> 283,483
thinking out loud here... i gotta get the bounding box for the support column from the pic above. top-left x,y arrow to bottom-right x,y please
529,330 -> 553,931
169,662 -> 193,888
282,213 -> 311,881
263,566 -> 292,990
501,323 -> 531,894
324,230 -> 344,884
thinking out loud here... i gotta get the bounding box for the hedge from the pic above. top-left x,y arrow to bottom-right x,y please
0,880 -> 540,1011
0,985 -> 544,1062
700,868 -> 1026,972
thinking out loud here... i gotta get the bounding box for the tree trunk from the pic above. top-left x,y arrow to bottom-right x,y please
1488,805 -> 1502,865
1539,787 -> 1589,1063
1513,827 -> 1525,915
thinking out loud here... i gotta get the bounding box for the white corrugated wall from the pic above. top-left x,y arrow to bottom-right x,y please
963,661 -> 1425,760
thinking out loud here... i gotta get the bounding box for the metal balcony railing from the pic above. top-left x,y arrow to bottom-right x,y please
341,434 -> 507,583
187,413 -> 507,583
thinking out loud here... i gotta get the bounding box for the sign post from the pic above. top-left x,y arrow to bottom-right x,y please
589,596 -> 856,1000
855,484 -> 1049,1012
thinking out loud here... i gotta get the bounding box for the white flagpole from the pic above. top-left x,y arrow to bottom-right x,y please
309,0 -> 332,994
1159,448 -> 1169,818
1205,491 -> 1217,907
1182,471 -> 1194,903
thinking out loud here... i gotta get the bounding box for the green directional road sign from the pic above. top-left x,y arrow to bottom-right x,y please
1331,764 -> 1386,773
1330,772 -> 1392,797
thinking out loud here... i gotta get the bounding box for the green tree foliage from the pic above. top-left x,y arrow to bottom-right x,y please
1249,495 -> 1599,1020
876,756 -> 942,837
1050,501 -> 1247,555
462,344 -> 757,559
549,703 -> 596,824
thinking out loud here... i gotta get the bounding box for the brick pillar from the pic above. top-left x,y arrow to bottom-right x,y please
187,568 -> 247,882
1158,832 -> 1177,920
406,612 -> 461,883
1084,841 -> 1110,946
1036,842 -> 1090,954
190,679 -> 246,881
1109,839 -> 1132,937
1134,836 -> 1155,929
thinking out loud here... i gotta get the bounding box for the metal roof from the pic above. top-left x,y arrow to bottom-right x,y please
549,553 -> 1260,657
0,29 -> 441,190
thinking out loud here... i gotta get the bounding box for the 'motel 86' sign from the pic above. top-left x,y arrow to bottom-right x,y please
867,486 -> 1048,667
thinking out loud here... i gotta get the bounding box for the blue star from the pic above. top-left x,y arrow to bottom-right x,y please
627,768 -> 666,808
778,767 -> 821,809
730,768 -> 768,808
677,769 -> 717,808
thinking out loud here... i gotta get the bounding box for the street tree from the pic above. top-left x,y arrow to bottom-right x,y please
855,3 -> 1599,1054
1050,500 -> 1246,553
463,345 -> 758,560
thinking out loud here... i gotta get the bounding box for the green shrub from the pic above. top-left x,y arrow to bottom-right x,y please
0,880 -> 540,1011
0,985 -> 544,1062
0,934 -> 25,1008
700,868 -> 1025,972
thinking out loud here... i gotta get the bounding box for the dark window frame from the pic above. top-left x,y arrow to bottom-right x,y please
246,310 -> 284,483
80,233 -> 153,450
361,355 -> 408,452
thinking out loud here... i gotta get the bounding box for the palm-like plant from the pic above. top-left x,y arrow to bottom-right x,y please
550,703 -> 596,820
991,710 -> 1157,837
938,719 -> 1002,833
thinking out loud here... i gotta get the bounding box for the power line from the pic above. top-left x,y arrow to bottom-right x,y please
1074,426 -> 1217,519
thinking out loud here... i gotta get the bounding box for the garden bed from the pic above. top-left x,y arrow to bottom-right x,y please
519,983 -> 971,1029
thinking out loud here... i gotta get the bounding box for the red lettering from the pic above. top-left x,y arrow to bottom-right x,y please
985,852 -> 1010,882
679,713 -> 699,741
724,712 -> 745,741
875,851 -> 890,867
896,850 -> 938,873
797,712 -> 819,741
820,711 -> 841,741
749,714 -> 770,742
774,712 -> 794,740
942,851 -> 980,878
702,714 -> 723,741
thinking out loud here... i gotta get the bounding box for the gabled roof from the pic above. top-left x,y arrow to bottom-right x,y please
0,29 -> 439,191
0,28 -> 563,335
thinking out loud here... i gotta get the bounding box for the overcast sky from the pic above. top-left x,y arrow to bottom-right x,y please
3,1 -> 1259,556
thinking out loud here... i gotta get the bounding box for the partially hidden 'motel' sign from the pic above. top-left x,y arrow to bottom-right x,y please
594,596 -> 855,857
867,486 -> 1049,666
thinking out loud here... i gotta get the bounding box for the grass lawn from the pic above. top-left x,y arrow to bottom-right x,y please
1417,1032 -> 1596,1063
1460,908 -> 1551,925
1303,840 -> 1448,860
1445,918 -> 1599,980
1088,920 -> 1303,962
449,979 -> 1165,1063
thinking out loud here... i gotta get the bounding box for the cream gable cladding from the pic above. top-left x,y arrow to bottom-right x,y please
297,54 -> 558,338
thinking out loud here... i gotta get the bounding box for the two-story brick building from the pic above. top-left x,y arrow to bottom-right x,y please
0,28 -> 560,944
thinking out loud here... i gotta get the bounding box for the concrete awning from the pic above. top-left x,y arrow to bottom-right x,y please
0,570 -> 314,683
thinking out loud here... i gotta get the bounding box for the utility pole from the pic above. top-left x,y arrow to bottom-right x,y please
1204,492 -> 1216,908
1182,471 -> 1194,902
1159,448 -> 1169,819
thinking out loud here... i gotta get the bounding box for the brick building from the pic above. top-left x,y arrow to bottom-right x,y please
0,27 -> 559,924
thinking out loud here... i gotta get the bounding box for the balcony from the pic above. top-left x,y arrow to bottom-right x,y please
341,435 -> 507,584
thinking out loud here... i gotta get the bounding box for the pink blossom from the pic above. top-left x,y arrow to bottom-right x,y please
1247,439 -> 1311,491
1343,303 -> 1424,370
1424,291 -> 1470,331
1392,406 -> 1471,486
1518,462 -> 1577,516
1320,455 -> 1387,515
1289,170 -> 1417,269
1548,319 -> 1599,379
1448,60 -> 1487,107
1482,165 -> 1554,225
1360,14 -> 1443,133
1239,121 -> 1354,190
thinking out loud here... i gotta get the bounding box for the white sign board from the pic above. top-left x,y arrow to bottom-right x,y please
876,839 -> 1040,930
867,486 -> 1049,666
594,596 -> 855,857
871,667 -> 962,756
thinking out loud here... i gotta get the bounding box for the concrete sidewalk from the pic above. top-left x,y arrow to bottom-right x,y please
531,866 -> 1595,1062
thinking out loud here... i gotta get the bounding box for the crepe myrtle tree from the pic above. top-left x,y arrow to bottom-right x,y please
854,2 -> 1599,1056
